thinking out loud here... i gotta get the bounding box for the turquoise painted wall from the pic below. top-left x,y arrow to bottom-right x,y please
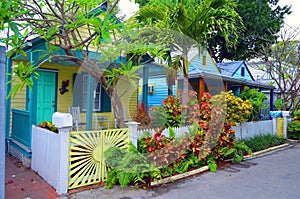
232,63 -> 253,81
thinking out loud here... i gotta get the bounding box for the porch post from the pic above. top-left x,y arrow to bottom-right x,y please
269,89 -> 274,120
142,66 -> 149,109
86,74 -> 93,130
28,51 -> 38,125
199,78 -> 204,100
270,89 -> 274,111
241,84 -> 245,92
0,46 -> 6,199
223,81 -> 228,92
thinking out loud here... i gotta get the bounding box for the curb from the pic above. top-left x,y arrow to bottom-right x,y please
151,143 -> 292,187
244,143 -> 291,160
150,166 -> 209,187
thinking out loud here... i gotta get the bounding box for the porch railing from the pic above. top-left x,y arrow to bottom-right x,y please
11,108 -> 31,148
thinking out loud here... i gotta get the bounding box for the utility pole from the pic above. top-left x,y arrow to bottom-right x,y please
0,45 -> 6,199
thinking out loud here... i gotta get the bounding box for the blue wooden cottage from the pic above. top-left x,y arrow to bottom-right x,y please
142,50 -> 275,116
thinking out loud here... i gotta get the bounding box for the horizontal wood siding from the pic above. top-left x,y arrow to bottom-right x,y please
189,50 -> 219,75
9,61 -> 27,135
138,76 -> 176,107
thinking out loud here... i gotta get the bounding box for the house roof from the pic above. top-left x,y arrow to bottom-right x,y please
217,61 -> 243,76
185,71 -> 274,89
217,61 -> 255,81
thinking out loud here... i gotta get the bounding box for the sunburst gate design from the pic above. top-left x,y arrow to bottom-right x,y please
68,129 -> 130,189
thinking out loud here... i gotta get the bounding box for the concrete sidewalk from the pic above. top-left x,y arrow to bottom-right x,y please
5,142 -> 299,199
69,142 -> 300,199
5,154 -> 61,199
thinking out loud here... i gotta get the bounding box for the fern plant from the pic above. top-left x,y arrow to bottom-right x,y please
104,142 -> 162,189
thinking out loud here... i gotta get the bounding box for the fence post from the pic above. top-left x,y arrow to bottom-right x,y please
52,112 -> 73,195
282,111 -> 290,139
56,127 -> 71,195
125,122 -> 140,147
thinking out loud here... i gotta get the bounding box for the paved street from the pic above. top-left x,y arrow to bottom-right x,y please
69,142 -> 300,199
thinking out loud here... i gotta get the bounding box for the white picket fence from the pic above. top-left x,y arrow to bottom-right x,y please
137,120 -> 275,140
232,120 -> 274,140
137,126 -> 191,138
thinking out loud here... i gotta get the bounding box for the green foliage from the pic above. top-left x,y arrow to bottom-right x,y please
136,0 -> 243,49
287,121 -> 300,140
292,109 -> 300,118
6,62 -> 39,99
149,106 -> 167,128
274,98 -> 288,111
211,127 -> 236,160
287,109 -> 300,140
209,0 -> 291,62
162,95 -> 181,127
206,155 -> 217,172
38,121 -> 58,133
179,90 -> 202,125
221,141 -> 252,162
0,1 -> 28,33
103,61 -> 142,89
104,142 -> 162,189
241,134 -> 286,152
240,87 -> 268,121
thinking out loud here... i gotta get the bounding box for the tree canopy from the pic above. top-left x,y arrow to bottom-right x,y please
1,0 -> 168,127
208,0 -> 291,62
135,0 -> 243,106
135,0 -> 291,63
256,27 -> 300,113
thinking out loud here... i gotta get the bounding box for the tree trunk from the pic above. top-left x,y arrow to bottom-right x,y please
63,48 -> 125,128
182,55 -> 189,123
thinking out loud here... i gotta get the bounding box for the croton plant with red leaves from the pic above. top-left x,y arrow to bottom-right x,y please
141,91 -> 238,171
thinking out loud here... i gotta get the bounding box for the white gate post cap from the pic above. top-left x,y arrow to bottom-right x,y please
52,112 -> 73,128
281,111 -> 290,117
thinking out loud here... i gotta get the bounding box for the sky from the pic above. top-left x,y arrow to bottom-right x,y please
279,0 -> 300,29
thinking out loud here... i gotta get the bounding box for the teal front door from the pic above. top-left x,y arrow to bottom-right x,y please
36,71 -> 56,124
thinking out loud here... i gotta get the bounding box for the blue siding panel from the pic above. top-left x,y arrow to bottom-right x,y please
138,76 -> 176,107
232,63 -> 253,80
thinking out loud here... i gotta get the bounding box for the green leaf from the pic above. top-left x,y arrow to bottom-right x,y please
102,31 -> 111,42
224,148 -> 235,157
207,159 -> 217,172
117,171 -> 133,188
8,22 -> 20,35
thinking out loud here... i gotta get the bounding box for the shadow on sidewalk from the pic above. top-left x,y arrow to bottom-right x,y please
5,154 -> 61,199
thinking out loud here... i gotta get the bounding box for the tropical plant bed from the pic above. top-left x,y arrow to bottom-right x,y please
104,92 -> 255,189
151,142 -> 290,187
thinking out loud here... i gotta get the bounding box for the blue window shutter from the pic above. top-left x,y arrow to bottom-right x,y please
100,87 -> 111,112
241,67 -> 245,76
72,73 -> 83,111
